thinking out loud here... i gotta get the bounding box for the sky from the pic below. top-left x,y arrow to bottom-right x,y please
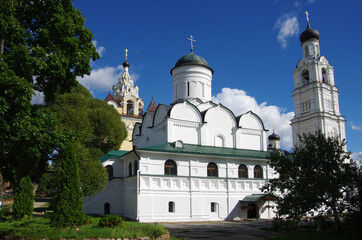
69,0 -> 362,162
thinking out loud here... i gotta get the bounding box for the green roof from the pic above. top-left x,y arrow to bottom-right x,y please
100,150 -> 130,163
137,142 -> 269,159
240,194 -> 276,202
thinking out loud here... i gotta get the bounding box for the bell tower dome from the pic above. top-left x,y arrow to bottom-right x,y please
291,12 -> 346,147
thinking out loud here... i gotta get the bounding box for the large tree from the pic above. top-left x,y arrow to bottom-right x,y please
265,131 -> 360,231
50,84 -> 127,196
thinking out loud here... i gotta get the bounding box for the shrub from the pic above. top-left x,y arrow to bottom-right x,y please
98,215 -> 124,228
12,176 -> 34,219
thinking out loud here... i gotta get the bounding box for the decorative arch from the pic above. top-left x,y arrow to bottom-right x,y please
204,104 -> 237,127
169,101 -> 202,123
164,160 -> 177,175
207,162 -> 218,177
238,111 -> 266,130
238,164 -> 248,178
214,134 -> 225,147
254,165 -> 263,179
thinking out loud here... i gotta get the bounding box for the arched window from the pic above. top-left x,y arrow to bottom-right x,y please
207,162 -> 218,177
128,162 -> 132,177
127,100 -> 134,115
238,164 -> 248,178
164,160 -> 177,175
254,165 -> 263,179
134,160 -> 138,176
105,165 -> 113,181
104,202 -> 110,215
214,135 -> 224,147
187,82 -> 190,96
168,201 -> 175,212
302,70 -> 310,85
211,202 -> 218,212
322,68 -> 327,83
139,104 -> 143,116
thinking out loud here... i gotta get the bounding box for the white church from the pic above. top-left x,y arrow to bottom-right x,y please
83,17 -> 346,222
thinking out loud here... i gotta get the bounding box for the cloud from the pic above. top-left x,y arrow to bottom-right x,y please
350,122 -> 362,131
212,88 -> 294,150
77,65 -> 124,93
31,90 -> 45,105
92,40 -> 105,57
274,14 -> 299,49
294,1 -> 301,8
308,0 -> 316,4
351,152 -> 362,167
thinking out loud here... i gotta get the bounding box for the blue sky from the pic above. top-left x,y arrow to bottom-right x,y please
70,0 -> 362,161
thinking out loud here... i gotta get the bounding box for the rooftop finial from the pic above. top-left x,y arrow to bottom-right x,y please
272,124 -> 275,133
125,48 -> 128,60
188,35 -> 196,53
305,11 -> 310,24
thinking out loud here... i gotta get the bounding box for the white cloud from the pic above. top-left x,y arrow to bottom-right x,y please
31,90 -> 45,105
212,88 -> 294,150
350,122 -> 362,131
92,40 -> 105,57
275,14 -> 299,49
351,152 -> 362,167
308,0 -> 316,4
77,65 -> 124,93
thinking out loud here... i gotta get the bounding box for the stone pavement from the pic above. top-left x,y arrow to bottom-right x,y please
163,220 -> 280,240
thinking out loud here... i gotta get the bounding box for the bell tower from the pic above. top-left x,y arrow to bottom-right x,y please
291,12 -> 346,147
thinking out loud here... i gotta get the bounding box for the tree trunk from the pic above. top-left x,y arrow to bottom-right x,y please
331,201 -> 341,233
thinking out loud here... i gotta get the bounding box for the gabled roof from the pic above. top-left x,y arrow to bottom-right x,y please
104,92 -> 119,106
146,98 -> 157,112
137,142 -> 269,159
100,150 -> 129,163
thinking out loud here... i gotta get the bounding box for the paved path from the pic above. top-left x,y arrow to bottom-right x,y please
163,220 -> 280,240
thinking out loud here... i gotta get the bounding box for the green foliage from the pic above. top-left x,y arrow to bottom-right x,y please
0,217 -> 168,239
12,176 -> 34,219
265,131 -> 360,231
50,84 -> 127,196
51,142 -> 85,228
98,215 -> 124,228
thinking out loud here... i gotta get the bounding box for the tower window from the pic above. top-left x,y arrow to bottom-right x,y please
302,70 -> 310,85
187,82 -> 190,96
207,162 -> 218,177
254,165 -> 263,179
164,160 -> 177,175
127,100 -> 134,115
322,68 -> 328,84
168,201 -> 175,213
238,164 -> 248,178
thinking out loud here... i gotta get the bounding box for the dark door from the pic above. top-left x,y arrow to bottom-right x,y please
247,203 -> 257,218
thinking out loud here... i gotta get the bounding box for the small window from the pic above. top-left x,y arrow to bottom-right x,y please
168,201 -> 175,213
302,70 -> 310,85
105,165 -> 113,181
238,164 -> 248,178
211,202 -> 217,212
164,160 -> 177,175
134,160 -> 138,176
254,165 -> 263,179
187,82 -> 190,96
129,162 -> 132,177
322,68 -> 327,83
207,162 -> 218,177
127,100 -> 134,115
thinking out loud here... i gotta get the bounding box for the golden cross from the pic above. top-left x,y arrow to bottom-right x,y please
125,49 -> 128,60
305,11 -> 310,24
188,35 -> 196,52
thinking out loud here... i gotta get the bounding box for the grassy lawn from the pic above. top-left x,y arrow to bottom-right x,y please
0,217 -> 168,240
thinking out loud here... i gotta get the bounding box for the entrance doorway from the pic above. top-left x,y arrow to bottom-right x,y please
247,202 -> 257,218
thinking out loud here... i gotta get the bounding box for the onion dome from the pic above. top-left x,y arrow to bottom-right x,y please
123,60 -> 130,68
170,52 -> 214,74
268,132 -> 280,141
300,22 -> 320,43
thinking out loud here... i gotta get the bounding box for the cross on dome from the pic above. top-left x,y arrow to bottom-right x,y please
188,35 -> 196,53
305,11 -> 310,24
125,49 -> 128,60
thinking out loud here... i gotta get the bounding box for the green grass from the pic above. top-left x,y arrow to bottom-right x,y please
0,217 -> 168,240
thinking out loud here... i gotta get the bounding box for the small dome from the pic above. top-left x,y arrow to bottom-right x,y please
123,60 -> 130,68
170,52 -> 214,74
268,132 -> 280,141
300,23 -> 320,43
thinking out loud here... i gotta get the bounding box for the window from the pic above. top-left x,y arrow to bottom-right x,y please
211,202 -> 217,212
322,68 -> 328,83
304,45 -> 309,56
127,100 -> 134,115
302,70 -> 310,85
128,162 -> 132,177
134,160 -> 138,176
187,82 -> 190,96
254,165 -> 263,179
238,164 -> 248,178
105,165 -> 113,181
104,202 -> 110,215
168,201 -> 175,213
207,162 -> 218,177
164,160 -> 177,175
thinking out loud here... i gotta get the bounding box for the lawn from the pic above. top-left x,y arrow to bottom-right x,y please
0,217 -> 168,240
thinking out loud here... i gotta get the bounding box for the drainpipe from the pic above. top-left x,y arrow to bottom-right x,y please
189,156 -> 192,219
136,168 -> 140,221
226,162 -> 229,219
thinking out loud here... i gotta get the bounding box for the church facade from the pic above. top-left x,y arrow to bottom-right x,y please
83,18 -> 345,222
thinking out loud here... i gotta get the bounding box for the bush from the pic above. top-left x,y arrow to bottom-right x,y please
98,215 -> 124,228
12,176 -> 34,219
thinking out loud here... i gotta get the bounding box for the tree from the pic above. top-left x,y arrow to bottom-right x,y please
51,141 -> 85,227
12,176 -> 34,219
50,84 -> 127,196
265,131 -> 360,231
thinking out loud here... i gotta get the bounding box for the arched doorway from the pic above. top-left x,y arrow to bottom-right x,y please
104,202 -> 110,215
247,202 -> 257,218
